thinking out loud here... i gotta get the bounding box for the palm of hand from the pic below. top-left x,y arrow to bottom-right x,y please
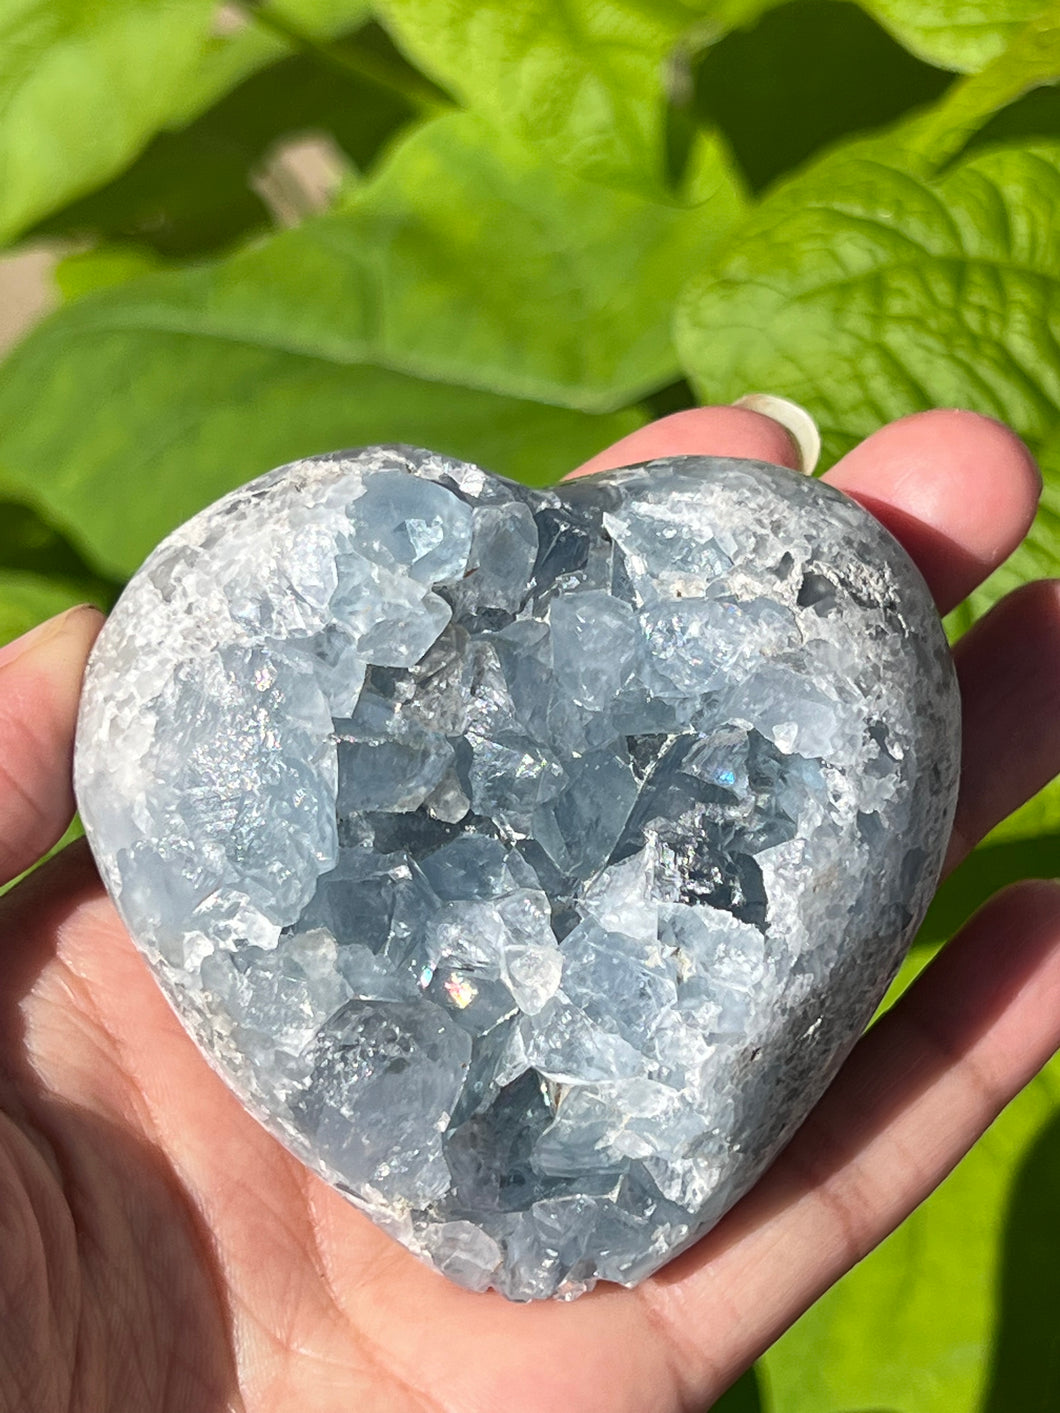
6,847 -> 712,1413
3,407 -> 1060,1413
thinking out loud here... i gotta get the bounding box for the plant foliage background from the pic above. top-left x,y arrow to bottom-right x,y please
1,1 -> 1059,1407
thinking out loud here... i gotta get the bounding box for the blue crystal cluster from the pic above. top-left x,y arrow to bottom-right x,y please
75,447 -> 960,1300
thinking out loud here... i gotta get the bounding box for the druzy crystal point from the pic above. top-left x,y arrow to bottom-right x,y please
75,446 -> 960,1301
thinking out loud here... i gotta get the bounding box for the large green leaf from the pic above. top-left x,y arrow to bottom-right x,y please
32,32 -> 421,259
170,0 -> 374,123
861,0 -> 1050,73
675,14 -> 1060,578
5,108 -> 743,430
329,111 -> 745,406
0,92 -> 751,577
0,305 -> 640,577
706,0 -> 1054,74
678,136 -> 1060,462
377,0 -> 698,190
0,0 -> 216,246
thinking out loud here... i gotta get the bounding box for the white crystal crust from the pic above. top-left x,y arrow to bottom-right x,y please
75,446 -> 960,1301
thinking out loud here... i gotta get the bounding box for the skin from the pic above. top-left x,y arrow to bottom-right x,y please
1,406 -> 1060,1413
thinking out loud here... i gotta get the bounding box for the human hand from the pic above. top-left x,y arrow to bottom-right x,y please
2,406 -> 1058,1413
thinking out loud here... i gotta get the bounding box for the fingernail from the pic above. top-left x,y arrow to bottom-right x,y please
732,393 -> 822,475
0,604 -> 98,671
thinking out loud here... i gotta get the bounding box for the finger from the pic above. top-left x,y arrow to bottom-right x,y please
0,606 -> 104,886
824,410 -> 1041,615
567,406 -> 803,479
946,579 -> 1060,870
641,879 -> 1060,1402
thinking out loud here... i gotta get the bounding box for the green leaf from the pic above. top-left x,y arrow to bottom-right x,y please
6,109 -> 742,448
0,0 -> 216,246
0,568 -> 93,646
675,16 -> 1060,546
675,3 -> 1060,416
859,0 -> 1051,73
0,291 -> 642,578
54,245 -> 164,301
678,136 -> 1060,457
330,110 -> 745,407
702,0 -> 1054,74
32,30 -> 422,259
377,0 -> 698,190
172,0 -> 374,122
762,1057 -> 1060,1413
911,7 -> 1060,158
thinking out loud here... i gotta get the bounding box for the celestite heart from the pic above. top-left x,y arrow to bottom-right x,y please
74,446 -> 960,1301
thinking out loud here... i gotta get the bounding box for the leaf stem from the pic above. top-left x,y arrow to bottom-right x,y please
243,3 -> 452,115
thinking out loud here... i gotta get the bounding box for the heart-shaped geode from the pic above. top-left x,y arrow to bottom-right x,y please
75,446 -> 960,1301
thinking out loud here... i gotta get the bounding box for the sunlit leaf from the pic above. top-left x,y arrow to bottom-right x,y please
378,0 -> 697,190
54,245 -> 164,301
328,111 -> 745,408
676,14 -> 1060,611
159,0 -> 374,127
0,109 -> 738,580
0,0 -> 215,245
861,0 -> 1051,72
33,33 -> 419,258
701,0 -> 1054,74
